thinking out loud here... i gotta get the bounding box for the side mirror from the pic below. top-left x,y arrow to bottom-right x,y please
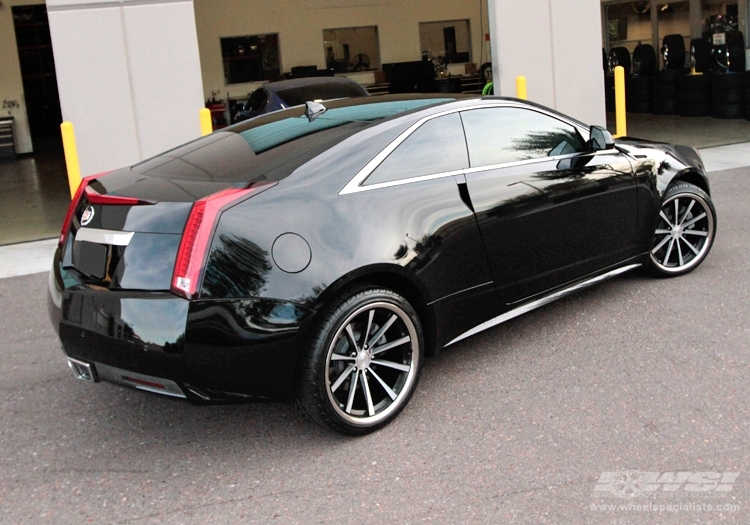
589,125 -> 615,151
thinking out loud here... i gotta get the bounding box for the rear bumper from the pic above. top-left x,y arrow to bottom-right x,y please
48,253 -> 315,402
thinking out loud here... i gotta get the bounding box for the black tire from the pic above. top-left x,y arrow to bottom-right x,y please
691,39 -> 712,73
744,70 -> 750,87
609,47 -> 632,75
679,101 -> 711,117
652,98 -> 678,115
744,87 -> 750,101
628,100 -> 651,113
627,88 -> 651,103
627,75 -> 652,90
633,44 -> 657,75
678,73 -> 710,91
295,285 -> 424,435
712,103 -> 744,119
726,30 -> 746,73
605,75 -> 616,111
654,83 -> 678,98
678,89 -> 710,103
653,68 -> 685,85
648,182 -> 716,277
745,106 -> 750,120
712,72 -> 744,90
712,88 -> 744,105
663,34 -> 686,70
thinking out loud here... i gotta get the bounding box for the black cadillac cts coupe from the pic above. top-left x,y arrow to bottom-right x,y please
48,94 -> 717,434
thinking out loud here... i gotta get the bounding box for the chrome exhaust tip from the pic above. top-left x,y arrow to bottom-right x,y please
67,358 -> 97,382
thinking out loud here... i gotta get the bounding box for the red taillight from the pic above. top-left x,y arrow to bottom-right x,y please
84,186 -> 153,206
58,172 -> 109,248
171,187 -> 263,299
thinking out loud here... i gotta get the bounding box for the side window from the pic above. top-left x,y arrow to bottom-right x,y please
460,107 -> 586,168
364,112 -> 469,186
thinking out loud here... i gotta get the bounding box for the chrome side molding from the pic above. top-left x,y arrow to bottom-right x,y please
445,263 -> 642,347
75,227 -> 134,246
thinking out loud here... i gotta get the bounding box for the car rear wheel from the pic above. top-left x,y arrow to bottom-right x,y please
648,182 -> 716,276
296,286 -> 423,435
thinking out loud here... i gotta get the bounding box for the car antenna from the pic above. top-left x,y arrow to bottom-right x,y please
304,101 -> 327,122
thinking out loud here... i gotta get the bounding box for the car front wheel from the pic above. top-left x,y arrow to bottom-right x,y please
296,286 -> 423,435
648,182 -> 717,276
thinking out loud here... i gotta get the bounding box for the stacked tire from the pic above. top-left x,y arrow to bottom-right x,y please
627,75 -> 652,113
711,73 -> 744,119
745,71 -> 750,120
677,74 -> 710,117
627,44 -> 656,114
652,69 -> 684,115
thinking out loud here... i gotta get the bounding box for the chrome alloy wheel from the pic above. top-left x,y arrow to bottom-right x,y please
324,302 -> 419,427
650,192 -> 715,274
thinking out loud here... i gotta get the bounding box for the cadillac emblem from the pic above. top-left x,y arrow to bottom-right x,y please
80,206 -> 95,226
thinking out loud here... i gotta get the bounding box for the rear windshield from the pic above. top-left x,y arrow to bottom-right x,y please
276,83 -> 367,106
134,98 -> 455,184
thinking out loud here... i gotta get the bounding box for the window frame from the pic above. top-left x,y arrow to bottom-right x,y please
340,101 -> 596,196
459,106 -> 589,169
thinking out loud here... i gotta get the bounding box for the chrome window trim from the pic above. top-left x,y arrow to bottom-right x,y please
75,227 -> 135,246
339,100 -> 590,196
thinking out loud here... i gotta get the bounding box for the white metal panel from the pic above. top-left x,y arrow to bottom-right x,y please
48,7 -> 140,176
122,1 -> 204,159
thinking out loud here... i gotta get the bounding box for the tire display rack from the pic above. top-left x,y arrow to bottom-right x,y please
604,31 -> 750,121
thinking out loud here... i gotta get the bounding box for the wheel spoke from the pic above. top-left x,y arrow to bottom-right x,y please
680,237 -> 700,255
361,309 -> 374,348
367,314 -> 398,348
683,229 -> 708,237
663,238 -> 675,265
660,211 -> 674,228
372,359 -> 410,373
331,364 -> 356,393
682,212 -> 707,229
674,199 -> 679,228
655,229 -> 672,235
679,199 -> 696,225
345,369 -> 360,414
652,234 -> 671,254
331,354 -> 355,361
677,237 -> 684,266
368,367 -> 398,400
361,370 -> 375,416
371,335 -> 411,356
345,324 -> 360,353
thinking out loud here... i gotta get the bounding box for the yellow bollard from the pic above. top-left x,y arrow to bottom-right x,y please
614,66 -> 627,138
60,121 -> 82,199
199,108 -> 213,136
516,76 -> 527,100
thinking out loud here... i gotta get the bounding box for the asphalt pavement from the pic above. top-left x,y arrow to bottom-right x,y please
0,168 -> 748,524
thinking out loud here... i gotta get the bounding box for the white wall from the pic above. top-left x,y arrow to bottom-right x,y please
193,0 -> 488,99
47,0 -> 205,177
489,0 -> 606,126
0,0 -> 41,154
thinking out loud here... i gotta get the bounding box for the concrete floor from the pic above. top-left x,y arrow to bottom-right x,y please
0,148 -> 69,246
606,112 -> 750,149
0,111 -> 749,247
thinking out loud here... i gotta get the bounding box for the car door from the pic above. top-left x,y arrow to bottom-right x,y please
459,105 -> 638,305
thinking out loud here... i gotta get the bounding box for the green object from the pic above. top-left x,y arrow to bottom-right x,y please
482,82 -> 494,95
